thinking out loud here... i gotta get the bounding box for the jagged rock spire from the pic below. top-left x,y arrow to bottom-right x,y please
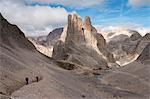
65,14 -> 86,44
63,14 -> 98,47
53,14 -> 116,69
84,16 -> 92,31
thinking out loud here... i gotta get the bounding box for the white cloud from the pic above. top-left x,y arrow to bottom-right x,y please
95,24 -> 150,36
128,0 -> 150,7
0,0 -> 70,36
28,0 -> 104,8
0,0 -> 149,36
28,0 -> 150,8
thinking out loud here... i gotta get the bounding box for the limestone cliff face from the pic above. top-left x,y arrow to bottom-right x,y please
101,30 -> 150,66
65,14 -> 85,44
28,38 -> 53,57
47,28 -> 63,46
53,14 -> 115,69
142,33 -> 150,41
130,31 -> 142,41
137,43 -> 150,62
28,28 -> 63,57
61,14 -> 98,48
96,33 -> 115,63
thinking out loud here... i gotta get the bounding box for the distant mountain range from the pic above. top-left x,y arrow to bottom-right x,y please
29,17 -> 150,66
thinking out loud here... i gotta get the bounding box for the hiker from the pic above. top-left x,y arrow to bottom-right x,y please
81,94 -> 85,98
82,28 -> 84,33
25,77 -> 29,85
36,76 -> 39,82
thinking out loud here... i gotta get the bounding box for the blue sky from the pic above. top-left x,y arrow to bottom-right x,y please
0,0 -> 150,36
31,0 -> 150,27
60,0 -> 150,27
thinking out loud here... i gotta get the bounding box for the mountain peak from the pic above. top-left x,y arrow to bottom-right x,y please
53,14 -> 116,69
84,16 -> 92,31
63,14 -> 97,46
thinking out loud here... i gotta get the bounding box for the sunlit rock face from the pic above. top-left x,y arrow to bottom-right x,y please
53,14 -> 116,69
27,28 -> 63,57
101,29 -> 150,66
63,14 -> 98,48
28,38 -> 53,57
